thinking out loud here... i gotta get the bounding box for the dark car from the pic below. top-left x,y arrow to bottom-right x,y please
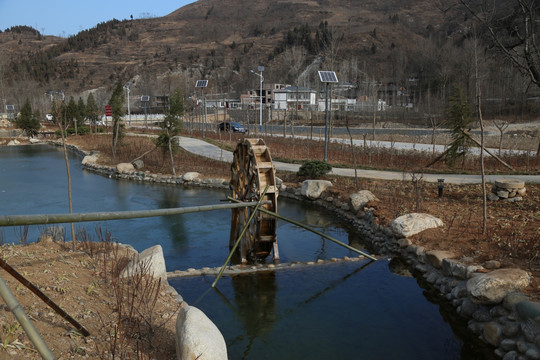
218,121 -> 247,133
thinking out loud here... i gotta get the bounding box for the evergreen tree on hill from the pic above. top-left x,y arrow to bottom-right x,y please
16,99 -> 40,138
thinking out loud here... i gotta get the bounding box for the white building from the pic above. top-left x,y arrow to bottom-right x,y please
273,86 -> 317,110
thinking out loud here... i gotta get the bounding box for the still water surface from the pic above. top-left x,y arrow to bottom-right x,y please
0,144 -> 495,359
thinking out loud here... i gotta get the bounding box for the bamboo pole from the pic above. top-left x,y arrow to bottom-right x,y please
212,186 -> 270,288
462,130 -> 516,171
228,197 -> 377,261
0,202 -> 259,227
0,258 -> 90,336
0,275 -> 56,360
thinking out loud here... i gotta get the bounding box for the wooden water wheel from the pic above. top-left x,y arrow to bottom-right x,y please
230,138 -> 279,264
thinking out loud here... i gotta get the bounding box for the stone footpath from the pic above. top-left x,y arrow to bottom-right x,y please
56,140 -> 540,360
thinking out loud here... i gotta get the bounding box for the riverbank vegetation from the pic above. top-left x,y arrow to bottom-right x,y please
0,230 -> 178,359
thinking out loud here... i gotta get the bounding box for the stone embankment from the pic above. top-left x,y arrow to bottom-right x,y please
282,180 -> 540,360
58,141 -> 540,360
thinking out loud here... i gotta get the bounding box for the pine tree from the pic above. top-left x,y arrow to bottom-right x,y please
109,82 -> 125,157
16,98 -> 40,138
85,92 -> 100,128
77,97 -> 86,127
445,87 -> 475,168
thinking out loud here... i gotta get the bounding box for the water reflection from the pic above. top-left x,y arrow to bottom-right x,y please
231,273 -> 278,336
388,257 -> 413,277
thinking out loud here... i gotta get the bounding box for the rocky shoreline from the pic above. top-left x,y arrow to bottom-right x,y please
55,140 -> 540,360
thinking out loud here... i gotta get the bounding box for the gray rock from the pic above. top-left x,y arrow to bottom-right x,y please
176,305 -> 228,360
425,271 -> 439,284
487,193 -> 500,201
451,284 -> 468,299
425,250 -> 456,269
183,172 -> 200,181
485,260 -> 502,269
473,309 -> 493,322
132,159 -> 144,169
502,351 -> 518,360
483,321 -> 502,346
453,263 -> 469,279
301,180 -> 333,200
120,244 -> 167,281
517,340 -> 529,353
497,190 -> 510,199
459,298 -> 479,317
503,322 -> 521,337
117,162 -> 135,173
501,339 -> 517,351
82,154 -> 99,165
504,293 -> 531,311
349,190 -> 379,212
495,179 -> 525,190
521,322 -> 540,343
503,196 -> 523,203
516,301 -> 540,320
396,238 -> 411,248
390,213 -> 444,237
526,348 -> 540,360
467,269 -> 531,304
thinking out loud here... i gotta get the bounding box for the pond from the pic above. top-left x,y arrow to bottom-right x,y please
0,144 -> 495,359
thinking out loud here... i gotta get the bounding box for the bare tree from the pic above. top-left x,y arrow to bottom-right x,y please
473,34 -> 488,235
493,119 -> 510,155
459,0 -> 540,154
52,97 -> 77,249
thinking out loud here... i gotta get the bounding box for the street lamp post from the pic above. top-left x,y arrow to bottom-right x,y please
318,71 -> 338,163
250,66 -> 264,133
195,80 -> 208,138
124,82 -> 131,126
141,95 -> 150,131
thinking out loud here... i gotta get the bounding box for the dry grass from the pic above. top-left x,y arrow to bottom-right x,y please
0,227 -> 179,359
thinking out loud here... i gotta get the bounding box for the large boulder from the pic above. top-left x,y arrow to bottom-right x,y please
301,180 -> 332,200
183,172 -> 200,182
117,162 -> 135,173
467,268 -> 531,304
390,213 -> 444,237
120,245 -> 167,281
176,305 -> 228,360
7,139 -> 20,146
82,154 -> 99,165
349,190 -> 379,212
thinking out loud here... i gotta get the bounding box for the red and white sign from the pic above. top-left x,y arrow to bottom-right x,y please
105,105 -> 112,117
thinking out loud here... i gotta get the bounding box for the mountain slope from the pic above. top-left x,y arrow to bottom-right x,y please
1,0 -> 464,96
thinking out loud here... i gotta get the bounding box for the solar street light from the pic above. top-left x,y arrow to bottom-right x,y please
318,71 -> 338,163
195,80 -> 208,138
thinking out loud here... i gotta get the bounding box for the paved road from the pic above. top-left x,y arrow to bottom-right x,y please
178,136 -> 540,184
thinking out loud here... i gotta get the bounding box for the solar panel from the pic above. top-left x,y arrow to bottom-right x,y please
5,105 -> 14,111
195,80 -> 208,88
140,95 -> 150,102
318,71 -> 338,83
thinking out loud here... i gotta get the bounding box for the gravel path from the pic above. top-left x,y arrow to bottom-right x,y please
178,136 -> 540,184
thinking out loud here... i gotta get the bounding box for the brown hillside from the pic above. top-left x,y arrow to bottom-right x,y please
0,0 -> 462,94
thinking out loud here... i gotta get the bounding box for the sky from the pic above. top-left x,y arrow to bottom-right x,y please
0,0 -> 195,37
